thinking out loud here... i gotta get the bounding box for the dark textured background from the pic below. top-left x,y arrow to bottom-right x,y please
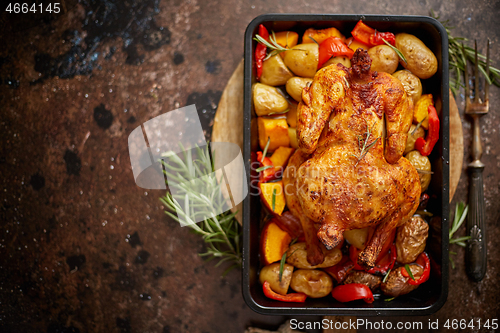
0,0 -> 499,332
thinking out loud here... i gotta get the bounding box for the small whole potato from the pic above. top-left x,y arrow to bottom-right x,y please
393,70 -> 422,105
404,124 -> 425,154
395,33 -> 438,79
368,45 -> 399,74
283,43 -> 319,78
381,264 -> 423,297
344,271 -> 382,291
286,102 -> 298,128
286,242 -> 342,269
344,227 -> 374,250
252,83 -> 289,116
405,150 -> 432,191
321,56 -> 351,69
286,77 -> 313,102
259,262 -> 294,295
396,215 -> 429,264
260,55 -> 294,86
290,269 -> 333,298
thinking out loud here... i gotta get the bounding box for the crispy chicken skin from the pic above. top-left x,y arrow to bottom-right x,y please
287,49 -> 420,269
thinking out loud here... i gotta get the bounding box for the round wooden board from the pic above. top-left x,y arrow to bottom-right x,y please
212,59 -> 464,225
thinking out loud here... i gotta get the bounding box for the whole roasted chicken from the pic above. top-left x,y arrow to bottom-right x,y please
283,49 -> 421,269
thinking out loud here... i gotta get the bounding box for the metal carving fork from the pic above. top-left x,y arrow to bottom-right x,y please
463,40 -> 489,282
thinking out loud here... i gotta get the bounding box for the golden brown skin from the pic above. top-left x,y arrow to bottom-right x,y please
291,49 -> 420,269
283,150 -> 324,266
396,215 -> 429,264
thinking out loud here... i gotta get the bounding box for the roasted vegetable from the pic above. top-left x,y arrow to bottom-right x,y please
255,24 -> 269,80
368,45 -> 399,74
290,269 -> 333,298
273,212 -> 305,241
401,252 -> 430,285
351,20 -> 396,47
346,37 -> 369,52
288,127 -> 298,149
415,105 -> 440,157
260,220 -> 292,265
317,37 -> 354,68
395,33 -> 438,79
404,124 -> 425,154
396,215 -> 429,264
405,150 -> 432,192
256,151 -> 277,183
413,94 -> 434,129
286,242 -> 342,269
344,271 -> 382,291
259,181 -> 286,215
283,43 -> 319,78
259,262 -> 294,295
253,83 -> 289,116
269,146 -> 295,173
286,102 -> 298,128
323,255 -> 354,284
393,70 -> 422,105
380,264 -> 423,297
286,77 -> 313,102
320,56 -> 351,69
273,31 -> 299,59
262,281 -> 307,302
257,117 -> 290,151
344,227 -> 374,250
260,54 -> 294,86
331,283 -> 374,303
302,27 -> 345,44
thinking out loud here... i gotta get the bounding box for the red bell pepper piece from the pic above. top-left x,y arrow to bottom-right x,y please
317,37 -> 354,68
323,255 -> 354,284
415,105 -> 440,156
273,211 -> 305,241
331,283 -> 374,303
401,252 -> 431,285
256,151 -> 276,182
262,281 -> 307,302
351,20 -> 396,47
255,24 -> 269,80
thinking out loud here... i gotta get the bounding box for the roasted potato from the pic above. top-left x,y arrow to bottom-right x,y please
286,102 -> 298,128
288,127 -> 298,149
286,242 -> 342,269
395,33 -> 438,79
259,262 -> 294,295
368,45 -> 399,74
381,264 -> 423,297
252,83 -> 289,116
286,77 -> 313,102
290,269 -> 333,298
260,55 -> 294,87
404,124 -> 425,154
344,227 -> 374,250
283,43 -> 319,78
320,56 -> 351,69
344,271 -> 382,291
392,70 -> 422,105
405,150 -> 431,191
396,215 -> 429,264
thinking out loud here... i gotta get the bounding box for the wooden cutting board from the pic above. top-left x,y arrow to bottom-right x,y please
212,59 -> 464,226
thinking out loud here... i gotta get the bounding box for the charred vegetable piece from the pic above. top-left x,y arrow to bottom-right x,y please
401,252 -> 431,286
344,271 -> 382,291
380,264 -> 423,297
262,281 -> 307,302
331,283 -> 374,303
323,255 -> 354,284
255,24 -> 269,80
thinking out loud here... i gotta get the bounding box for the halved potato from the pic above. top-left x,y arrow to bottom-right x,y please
260,55 -> 294,86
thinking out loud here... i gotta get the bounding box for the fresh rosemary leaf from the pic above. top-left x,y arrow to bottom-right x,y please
382,268 -> 391,283
268,108 -> 290,115
412,117 -> 426,135
272,188 -> 276,212
415,169 -> 434,175
384,297 -> 396,302
404,264 -> 415,281
382,38 -> 407,64
308,36 -> 320,45
256,165 -> 273,173
261,137 -> 271,163
279,251 -> 287,282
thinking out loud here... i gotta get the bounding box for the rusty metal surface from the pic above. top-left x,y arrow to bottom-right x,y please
0,0 -> 499,332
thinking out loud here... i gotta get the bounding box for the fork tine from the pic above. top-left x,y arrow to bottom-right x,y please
463,43 -> 470,105
474,40 -> 479,103
485,39 -> 490,103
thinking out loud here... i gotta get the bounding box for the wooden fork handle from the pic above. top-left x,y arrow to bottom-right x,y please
465,165 -> 487,282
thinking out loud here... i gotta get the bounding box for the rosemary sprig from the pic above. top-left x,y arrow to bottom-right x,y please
449,202 -> 470,269
411,117 -> 426,135
382,38 -> 407,64
384,297 -> 396,302
254,31 -> 293,61
382,268 -> 391,283
348,120 -> 380,166
272,188 -> 277,212
431,11 -> 500,96
159,144 -> 242,274
256,165 -> 273,173
261,137 -> 270,163
415,169 -> 434,175
279,240 -> 298,282
404,264 -> 415,281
